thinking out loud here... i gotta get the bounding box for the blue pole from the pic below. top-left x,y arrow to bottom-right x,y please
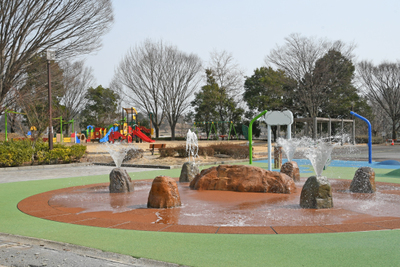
350,111 -> 372,164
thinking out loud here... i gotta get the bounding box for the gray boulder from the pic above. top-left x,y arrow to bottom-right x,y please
300,176 -> 333,209
109,168 -> 133,193
179,162 -> 200,183
350,167 -> 376,193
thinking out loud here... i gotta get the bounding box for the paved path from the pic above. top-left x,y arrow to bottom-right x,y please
0,164 -> 183,267
0,164 -> 158,183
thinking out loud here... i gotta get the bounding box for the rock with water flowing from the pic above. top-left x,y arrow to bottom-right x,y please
280,161 -> 300,182
190,165 -> 296,194
179,162 -> 200,183
350,167 -> 376,193
300,176 -> 333,209
109,168 -> 133,193
147,176 -> 181,208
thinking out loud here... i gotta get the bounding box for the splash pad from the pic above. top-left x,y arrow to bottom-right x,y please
18,176 -> 400,234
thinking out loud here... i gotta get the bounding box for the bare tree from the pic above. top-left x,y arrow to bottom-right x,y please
357,61 -> 400,139
208,50 -> 244,99
59,60 -> 94,134
115,40 -> 202,139
265,33 -> 356,134
0,0 -> 114,113
115,40 -> 166,138
265,34 -> 354,117
161,46 -> 202,139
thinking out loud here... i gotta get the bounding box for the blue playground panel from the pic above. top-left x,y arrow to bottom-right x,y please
256,159 -> 400,173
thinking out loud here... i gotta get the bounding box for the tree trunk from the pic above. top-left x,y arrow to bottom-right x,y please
170,122 -> 176,140
155,126 -> 160,138
393,123 -> 397,140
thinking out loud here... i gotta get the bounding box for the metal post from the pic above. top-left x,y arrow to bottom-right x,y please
341,118 -> 344,146
328,118 -> 331,143
60,116 -> 63,143
313,117 -> 317,140
352,119 -> 356,145
248,110 -> 268,164
268,125 -> 272,171
47,59 -> 53,150
5,111 -> 7,141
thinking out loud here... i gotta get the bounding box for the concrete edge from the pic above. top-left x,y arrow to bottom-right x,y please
0,232 -> 183,267
0,157 -> 271,172
94,157 -> 270,170
0,162 -> 93,171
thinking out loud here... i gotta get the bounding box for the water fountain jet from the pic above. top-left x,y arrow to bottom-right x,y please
179,129 -> 200,183
103,142 -> 135,193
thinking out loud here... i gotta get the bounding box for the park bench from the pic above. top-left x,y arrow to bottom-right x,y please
149,143 -> 166,155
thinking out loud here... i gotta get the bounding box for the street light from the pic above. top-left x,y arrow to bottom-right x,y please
47,49 -> 55,150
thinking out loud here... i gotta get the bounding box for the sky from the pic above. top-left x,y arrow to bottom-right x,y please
84,0 -> 400,87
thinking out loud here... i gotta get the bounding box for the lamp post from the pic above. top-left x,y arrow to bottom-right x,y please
47,50 -> 55,150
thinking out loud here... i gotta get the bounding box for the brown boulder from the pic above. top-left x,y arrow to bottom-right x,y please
280,161 -> 300,182
189,164 -> 296,194
109,168 -> 133,193
147,176 -> 182,208
350,167 -> 376,193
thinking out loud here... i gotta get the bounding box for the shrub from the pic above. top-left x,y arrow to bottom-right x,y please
159,147 -> 177,157
0,139 -> 87,166
0,140 -> 34,167
198,147 -> 214,157
175,146 -> 187,158
210,143 -> 248,159
355,135 -> 384,144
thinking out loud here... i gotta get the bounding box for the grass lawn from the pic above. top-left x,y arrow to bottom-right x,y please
1,162 -> 399,267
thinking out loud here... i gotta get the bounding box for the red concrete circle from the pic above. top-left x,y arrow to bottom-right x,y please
18,179 -> 400,234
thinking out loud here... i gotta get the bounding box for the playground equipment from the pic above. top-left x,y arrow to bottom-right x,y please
293,117 -> 355,144
4,109 -> 26,141
248,110 -> 294,171
350,111 -> 372,164
263,110 -> 294,171
194,121 -> 239,140
97,107 -> 154,143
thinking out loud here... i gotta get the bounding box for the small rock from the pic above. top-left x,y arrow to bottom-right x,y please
147,176 -> 181,208
179,162 -> 200,183
350,167 -> 376,193
280,161 -> 300,182
109,168 -> 133,193
300,176 -> 333,209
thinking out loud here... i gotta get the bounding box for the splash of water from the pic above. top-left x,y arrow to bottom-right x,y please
103,142 -> 135,168
186,129 -> 199,163
304,141 -> 337,177
277,138 -> 302,162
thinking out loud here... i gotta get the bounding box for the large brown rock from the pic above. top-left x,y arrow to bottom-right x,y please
109,168 -> 133,193
280,161 -> 300,182
147,176 -> 182,208
300,176 -> 333,209
179,162 -> 200,183
350,167 -> 376,193
189,165 -> 296,194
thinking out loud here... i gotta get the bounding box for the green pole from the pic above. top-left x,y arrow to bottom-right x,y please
60,116 -> 63,143
5,110 -> 8,142
249,110 -> 268,164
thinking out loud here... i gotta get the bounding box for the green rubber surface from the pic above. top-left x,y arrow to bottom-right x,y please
1,162 -> 399,267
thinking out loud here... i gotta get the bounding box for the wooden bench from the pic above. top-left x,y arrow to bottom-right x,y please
149,144 -> 166,155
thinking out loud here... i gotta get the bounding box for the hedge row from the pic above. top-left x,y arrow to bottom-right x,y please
159,143 -> 248,159
0,140 -> 86,167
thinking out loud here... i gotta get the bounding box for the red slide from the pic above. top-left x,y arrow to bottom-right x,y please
131,128 -> 155,143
